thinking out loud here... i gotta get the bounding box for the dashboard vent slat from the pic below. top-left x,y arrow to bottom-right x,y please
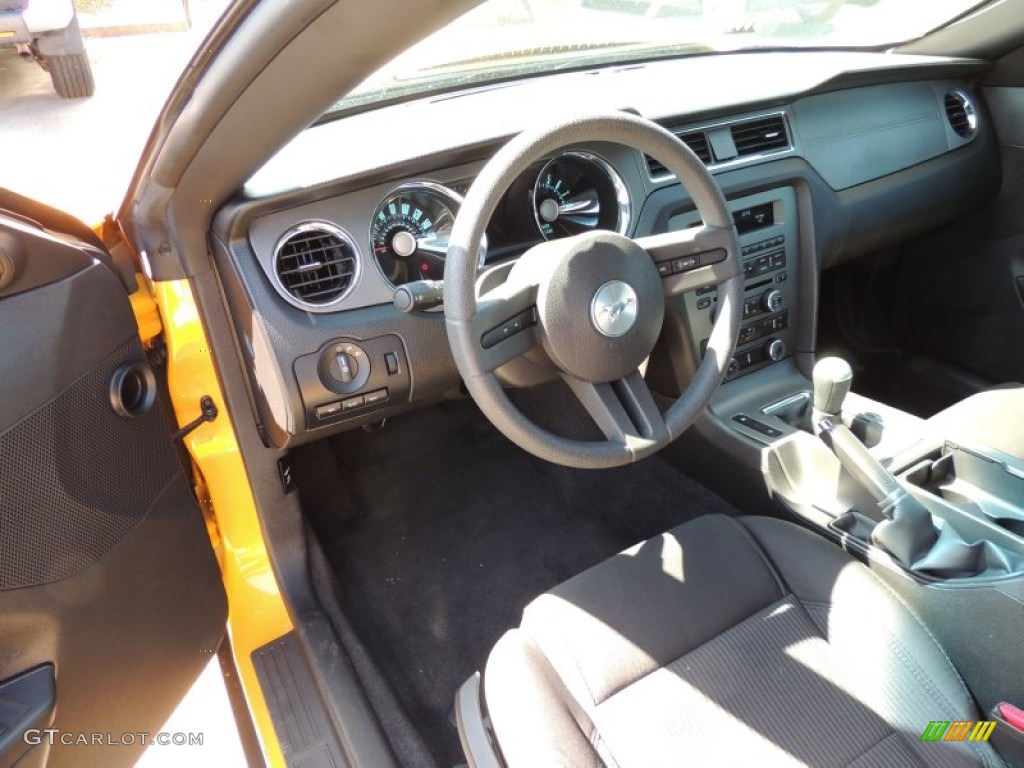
944,90 -> 977,139
646,130 -> 712,177
730,115 -> 790,157
274,224 -> 358,306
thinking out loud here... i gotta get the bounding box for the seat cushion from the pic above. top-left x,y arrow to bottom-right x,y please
484,515 -> 1002,768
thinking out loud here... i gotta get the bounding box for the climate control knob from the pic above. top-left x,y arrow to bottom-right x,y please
762,289 -> 784,313
763,338 -> 786,363
725,358 -> 740,380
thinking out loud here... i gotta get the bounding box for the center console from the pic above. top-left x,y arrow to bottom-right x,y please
691,352 -> 1024,741
670,186 -> 800,381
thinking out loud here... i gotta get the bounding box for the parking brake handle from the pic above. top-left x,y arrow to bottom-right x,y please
812,358 -> 938,566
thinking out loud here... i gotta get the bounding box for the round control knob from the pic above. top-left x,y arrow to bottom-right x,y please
764,338 -> 786,362
725,358 -> 740,380
762,289 -> 783,313
319,342 -> 371,393
331,352 -> 358,383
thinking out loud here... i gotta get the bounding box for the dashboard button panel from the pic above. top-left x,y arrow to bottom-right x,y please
296,335 -> 410,430
670,186 -> 799,381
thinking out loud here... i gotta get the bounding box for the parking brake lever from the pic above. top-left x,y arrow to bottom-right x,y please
817,418 -> 937,565
811,357 -> 938,566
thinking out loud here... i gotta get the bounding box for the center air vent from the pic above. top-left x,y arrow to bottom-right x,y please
646,131 -> 712,177
944,90 -> 977,138
273,223 -> 358,307
730,115 -> 790,157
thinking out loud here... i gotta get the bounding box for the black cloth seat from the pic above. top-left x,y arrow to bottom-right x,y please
483,515 -> 1003,767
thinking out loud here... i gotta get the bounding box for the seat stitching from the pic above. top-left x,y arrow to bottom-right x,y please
856,558 -> 985,719
842,731 -> 927,768
599,595 -> 800,704
882,631 -> 999,767
740,518 -> 981,725
590,728 -> 620,768
796,599 -> 998,768
727,516 -> 790,596
518,630 -> 613,766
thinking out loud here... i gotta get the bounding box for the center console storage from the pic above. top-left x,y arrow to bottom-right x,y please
904,443 -> 1024,539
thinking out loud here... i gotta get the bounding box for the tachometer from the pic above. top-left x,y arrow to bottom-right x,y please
532,151 -> 630,240
370,183 -> 462,286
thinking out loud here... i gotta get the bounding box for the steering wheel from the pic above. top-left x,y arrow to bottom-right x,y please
444,112 -> 743,469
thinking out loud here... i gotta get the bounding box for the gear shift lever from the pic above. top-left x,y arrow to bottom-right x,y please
812,357 -> 853,423
811,358 -> 938,565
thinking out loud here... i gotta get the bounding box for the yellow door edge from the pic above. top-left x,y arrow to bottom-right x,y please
144,276 -> 292,768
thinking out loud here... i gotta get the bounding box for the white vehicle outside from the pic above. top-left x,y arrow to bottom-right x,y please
0,0 -> 95,97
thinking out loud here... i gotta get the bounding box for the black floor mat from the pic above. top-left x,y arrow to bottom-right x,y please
298,396 -> 740,767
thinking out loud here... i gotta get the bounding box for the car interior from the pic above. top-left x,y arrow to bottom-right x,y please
5,0 -> 1024,765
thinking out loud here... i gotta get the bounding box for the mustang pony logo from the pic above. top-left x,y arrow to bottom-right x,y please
599,296 -> 636,323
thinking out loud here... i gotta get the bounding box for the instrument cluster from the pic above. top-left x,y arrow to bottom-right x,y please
368,151 -> 631,287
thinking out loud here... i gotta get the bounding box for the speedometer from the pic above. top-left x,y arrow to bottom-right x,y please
370,183 -> 462,286
532,151 -> 630,240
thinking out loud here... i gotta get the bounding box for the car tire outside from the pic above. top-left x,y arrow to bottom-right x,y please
48,49 -> 95,98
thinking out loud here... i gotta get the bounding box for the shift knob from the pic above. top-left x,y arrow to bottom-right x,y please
813,357 -> 853,416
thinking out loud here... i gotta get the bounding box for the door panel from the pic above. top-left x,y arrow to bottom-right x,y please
0,205 -> 227,767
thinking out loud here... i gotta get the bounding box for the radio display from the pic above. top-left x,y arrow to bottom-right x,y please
732,202 -> 774,234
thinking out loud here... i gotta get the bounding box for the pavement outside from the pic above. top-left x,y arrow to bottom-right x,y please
0,0 -> 229,225
134,655 -> 249,768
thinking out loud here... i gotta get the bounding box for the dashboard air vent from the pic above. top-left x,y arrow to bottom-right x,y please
944,90 -> 977,138
273,223 -> 358,306
646,130 -> 712,177
730,115 -> 790,157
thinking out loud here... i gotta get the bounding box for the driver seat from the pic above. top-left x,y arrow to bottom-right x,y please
482,515 -> 1002,767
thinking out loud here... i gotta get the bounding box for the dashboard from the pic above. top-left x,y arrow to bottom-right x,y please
210,50 -> 1000,449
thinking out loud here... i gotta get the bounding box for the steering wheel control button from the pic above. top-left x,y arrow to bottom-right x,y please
699,249 -> 727,266
657,249 -> 726,280
481,308 -> 537,349
318,342 -> 371,394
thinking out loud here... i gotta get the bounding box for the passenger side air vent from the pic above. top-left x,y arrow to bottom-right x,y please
646,131 -> 712,177
944,90 -> 977,138
730,115 -> 790,157
273,223 -> 358,307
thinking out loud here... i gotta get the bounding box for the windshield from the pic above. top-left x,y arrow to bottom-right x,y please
328,0 -> 986,116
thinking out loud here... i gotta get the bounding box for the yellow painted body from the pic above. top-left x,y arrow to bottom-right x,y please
137,276 -> 291,768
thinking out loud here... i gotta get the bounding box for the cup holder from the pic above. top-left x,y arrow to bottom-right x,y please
904,443 -> 1024,540
109,362 -> 157,419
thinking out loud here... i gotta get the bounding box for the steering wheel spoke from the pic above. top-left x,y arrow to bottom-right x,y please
563,370 -> 669,446
470,280 -> 540,373
636,226 -> 741,297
